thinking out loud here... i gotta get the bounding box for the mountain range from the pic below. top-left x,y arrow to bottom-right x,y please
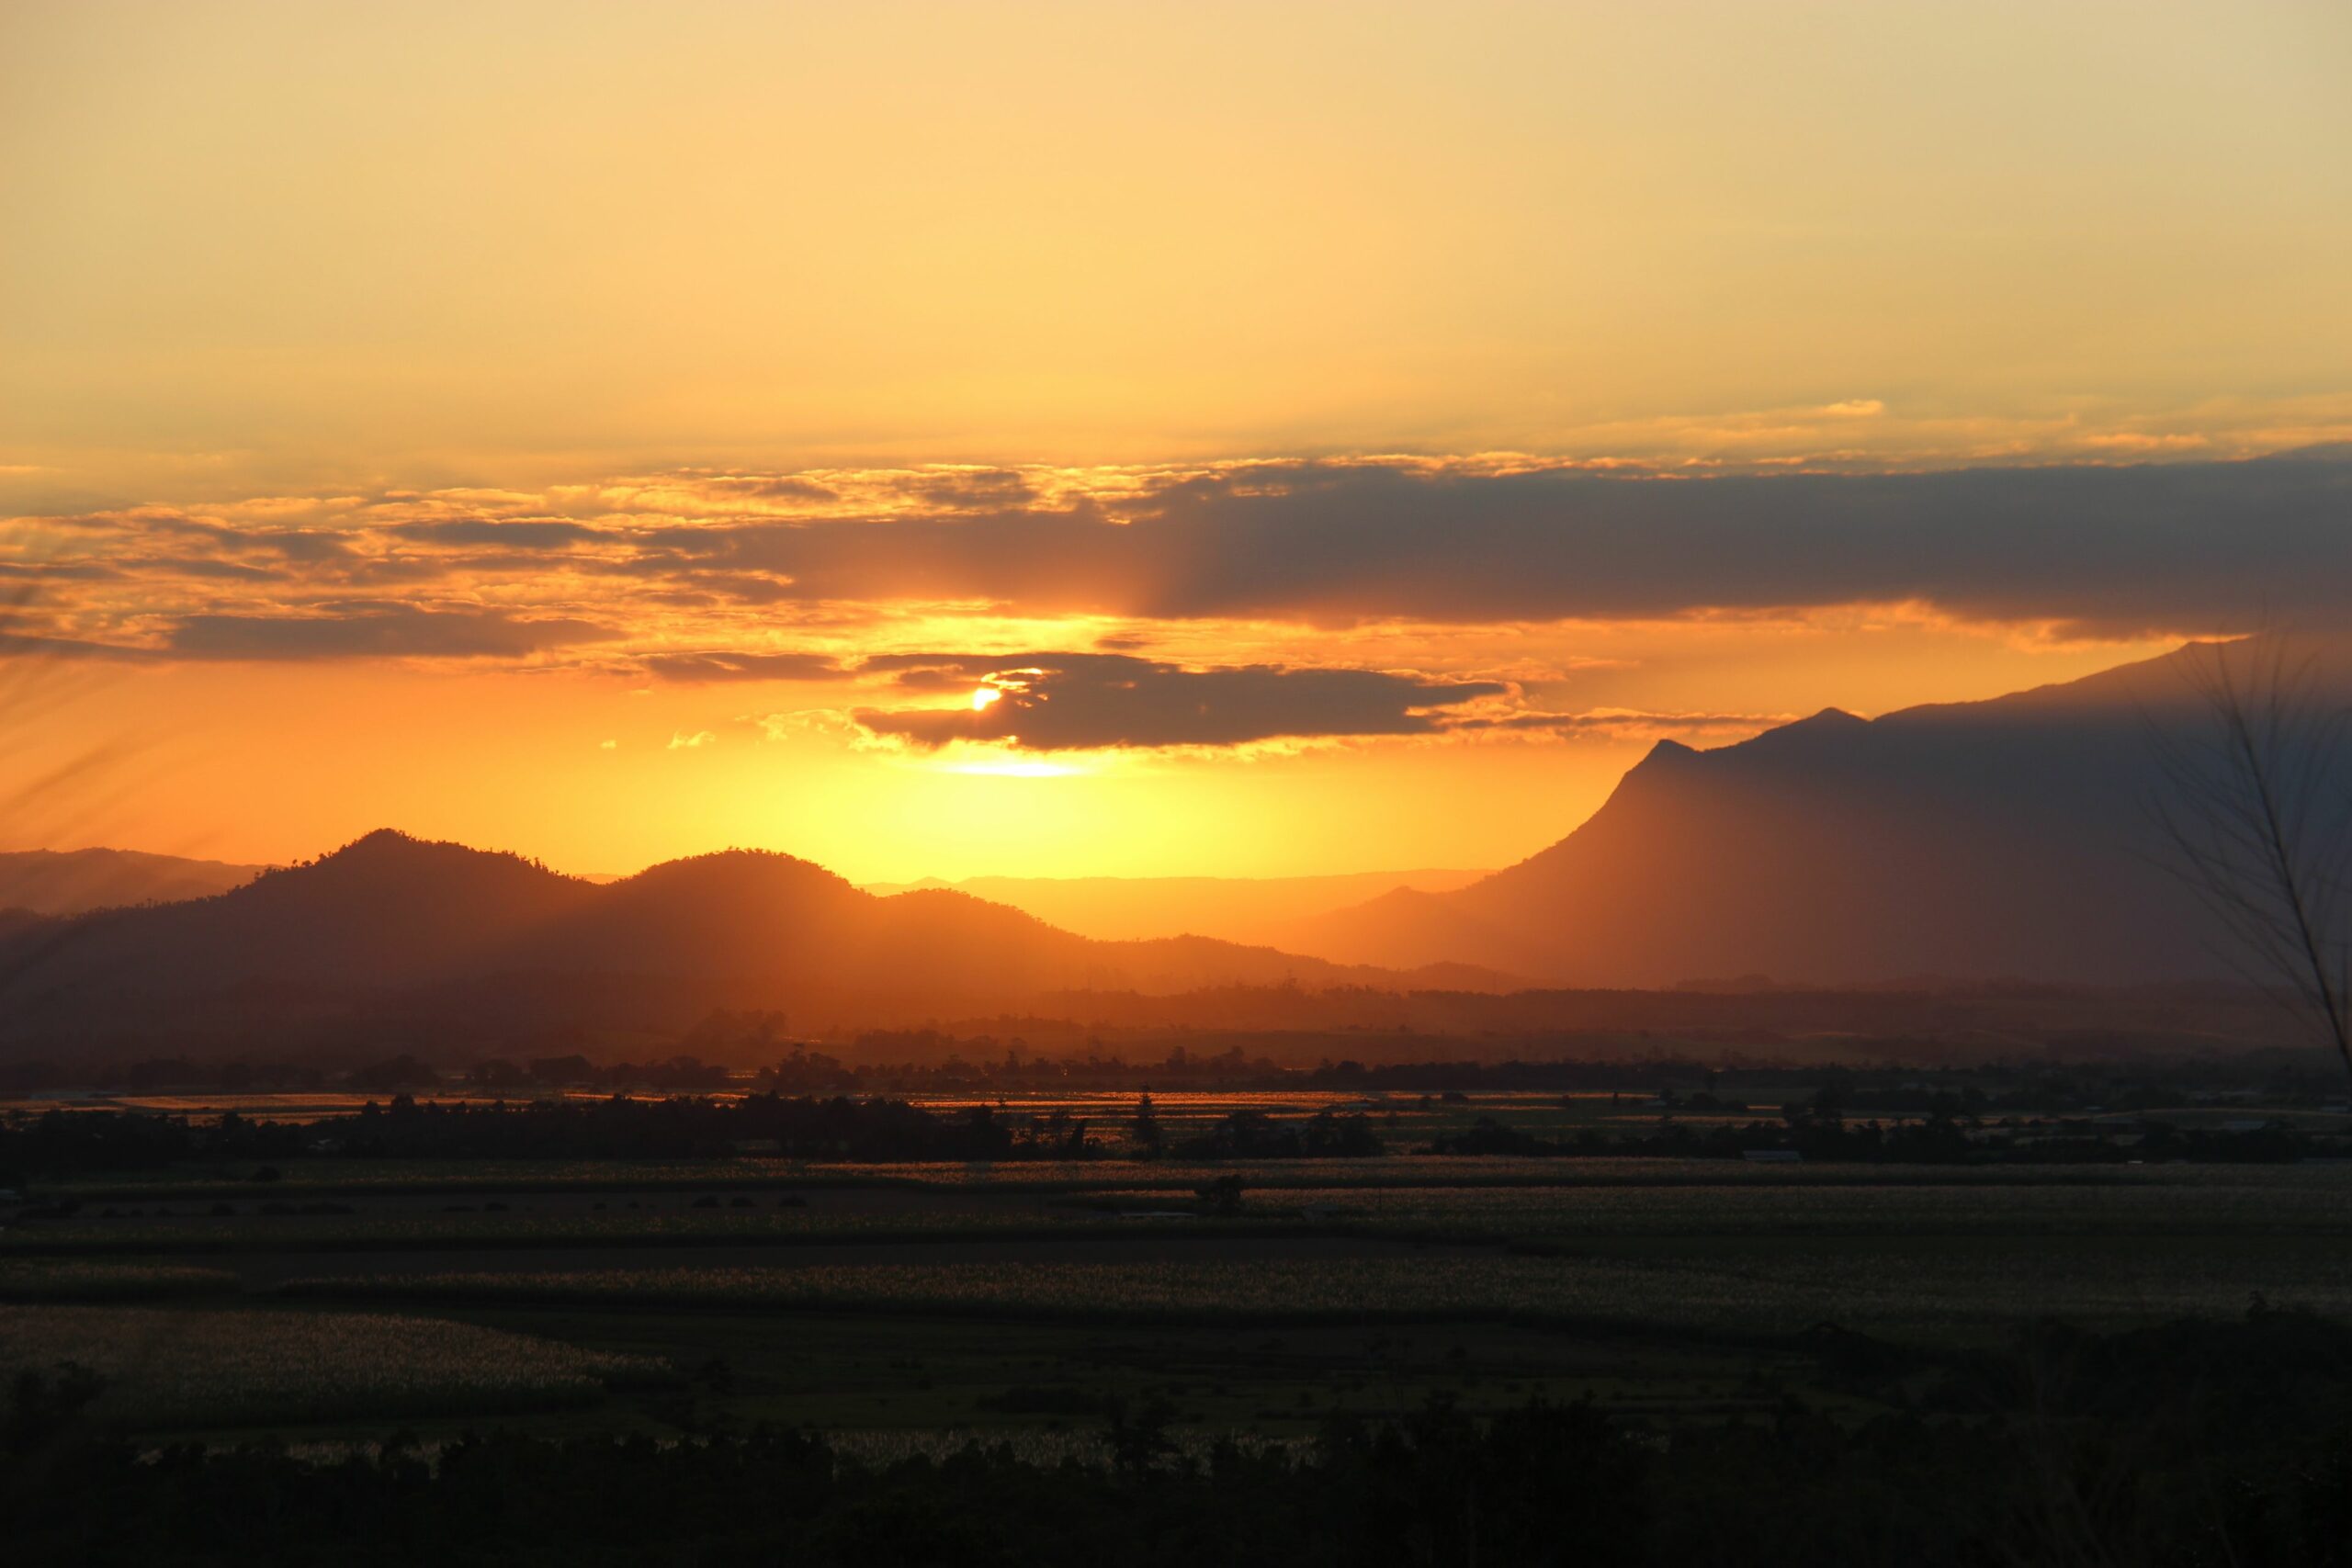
3,636 -> 2340,1061
0,831 -> 1514,1055
0,847 -> 268,917
858,868 -> 1488,946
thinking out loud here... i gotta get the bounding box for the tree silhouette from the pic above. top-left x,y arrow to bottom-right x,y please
1128,1089 -> 1162,1156
2149,637 -> 2352,1084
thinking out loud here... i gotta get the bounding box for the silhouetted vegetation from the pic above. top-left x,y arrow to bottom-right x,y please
311,1094 -> 1030,1164
1428,1108 -> 2311,1163
0,1108 -> 304,1181
1174,1110 -> 1385,1159
13,1305 -> 2352,1566
2,1070 -> 2329,1181
13,1030 -> 2341,1108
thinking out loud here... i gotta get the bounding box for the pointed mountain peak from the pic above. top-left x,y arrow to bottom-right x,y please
1732,705 -> 1874,759
1635,738 -> 1700,766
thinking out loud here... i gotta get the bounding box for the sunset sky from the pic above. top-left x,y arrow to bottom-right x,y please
4,1 -> 2349,881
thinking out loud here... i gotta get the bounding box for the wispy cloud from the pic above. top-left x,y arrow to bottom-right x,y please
635,650 -> 853,683
1456,707 -> 1793,739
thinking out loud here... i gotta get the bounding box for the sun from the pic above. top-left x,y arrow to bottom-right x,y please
970,685 -> 1001,712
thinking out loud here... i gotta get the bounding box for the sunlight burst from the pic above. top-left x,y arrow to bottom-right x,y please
945,757 -> 1080,778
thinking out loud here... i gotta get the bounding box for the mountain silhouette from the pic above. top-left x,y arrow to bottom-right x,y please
0,830 -> 1518,1051
1283,637 -> 2352,986
0,846 -> 269,917
8,637 -> 2344,1052
858,868 -> 1490,946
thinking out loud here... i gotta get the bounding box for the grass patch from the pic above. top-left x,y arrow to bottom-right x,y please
0,1261 -> 243,1302
0,1303 -> 670,1430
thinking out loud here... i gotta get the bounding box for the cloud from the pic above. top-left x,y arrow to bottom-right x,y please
254,530 -> 364,565
0,631 -> 156,660
0,561 -> 120,582
164,605 -> 616,660
138,557 -> 282,581
853,651 -> 1506,751
504,448 -> 2352,637
899,468 -> 1036,510
1460,707 -> 1792,739
673,571 -> 803,605
668,729 -> 717,750
1088,452 -> 2352,635
636,650 -> 851,682
391,518 -> 605,548
15,449 -> 2352,671
705,476 -> 838,502
585,474 -> 840,514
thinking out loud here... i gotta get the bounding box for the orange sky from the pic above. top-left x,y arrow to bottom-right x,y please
3,3 -> 2347,880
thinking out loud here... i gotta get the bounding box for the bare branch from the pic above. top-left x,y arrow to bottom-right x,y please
2145,635 -> 2352,1084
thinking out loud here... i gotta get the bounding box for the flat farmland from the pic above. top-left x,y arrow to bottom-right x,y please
278,1237 -> 2352,1334
10,1156 -> 2351,1452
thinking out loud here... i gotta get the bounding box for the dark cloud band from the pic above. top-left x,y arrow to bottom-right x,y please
165,605 -> 615,660
646,450 -> 2352,635
853,651 -> 1505,751
11,451 -> 2349,670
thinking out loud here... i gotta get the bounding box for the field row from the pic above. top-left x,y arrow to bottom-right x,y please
0,1260 -> 243,1300
1,1208 -> 1291,1256
0,1303 -> 669,1429
47,1154 -> 2270,1201
280,1248 -> 2352,1334
19,1172 -> 2352,1258
1250,1179 -> 2352,1239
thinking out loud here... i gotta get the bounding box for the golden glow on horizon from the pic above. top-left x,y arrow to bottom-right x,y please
0,614 -> 2183,883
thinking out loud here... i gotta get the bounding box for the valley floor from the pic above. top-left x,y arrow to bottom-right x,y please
7,1154 -> 2351,1450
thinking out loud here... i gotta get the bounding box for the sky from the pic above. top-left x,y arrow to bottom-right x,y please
2,1 -> 2348,881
